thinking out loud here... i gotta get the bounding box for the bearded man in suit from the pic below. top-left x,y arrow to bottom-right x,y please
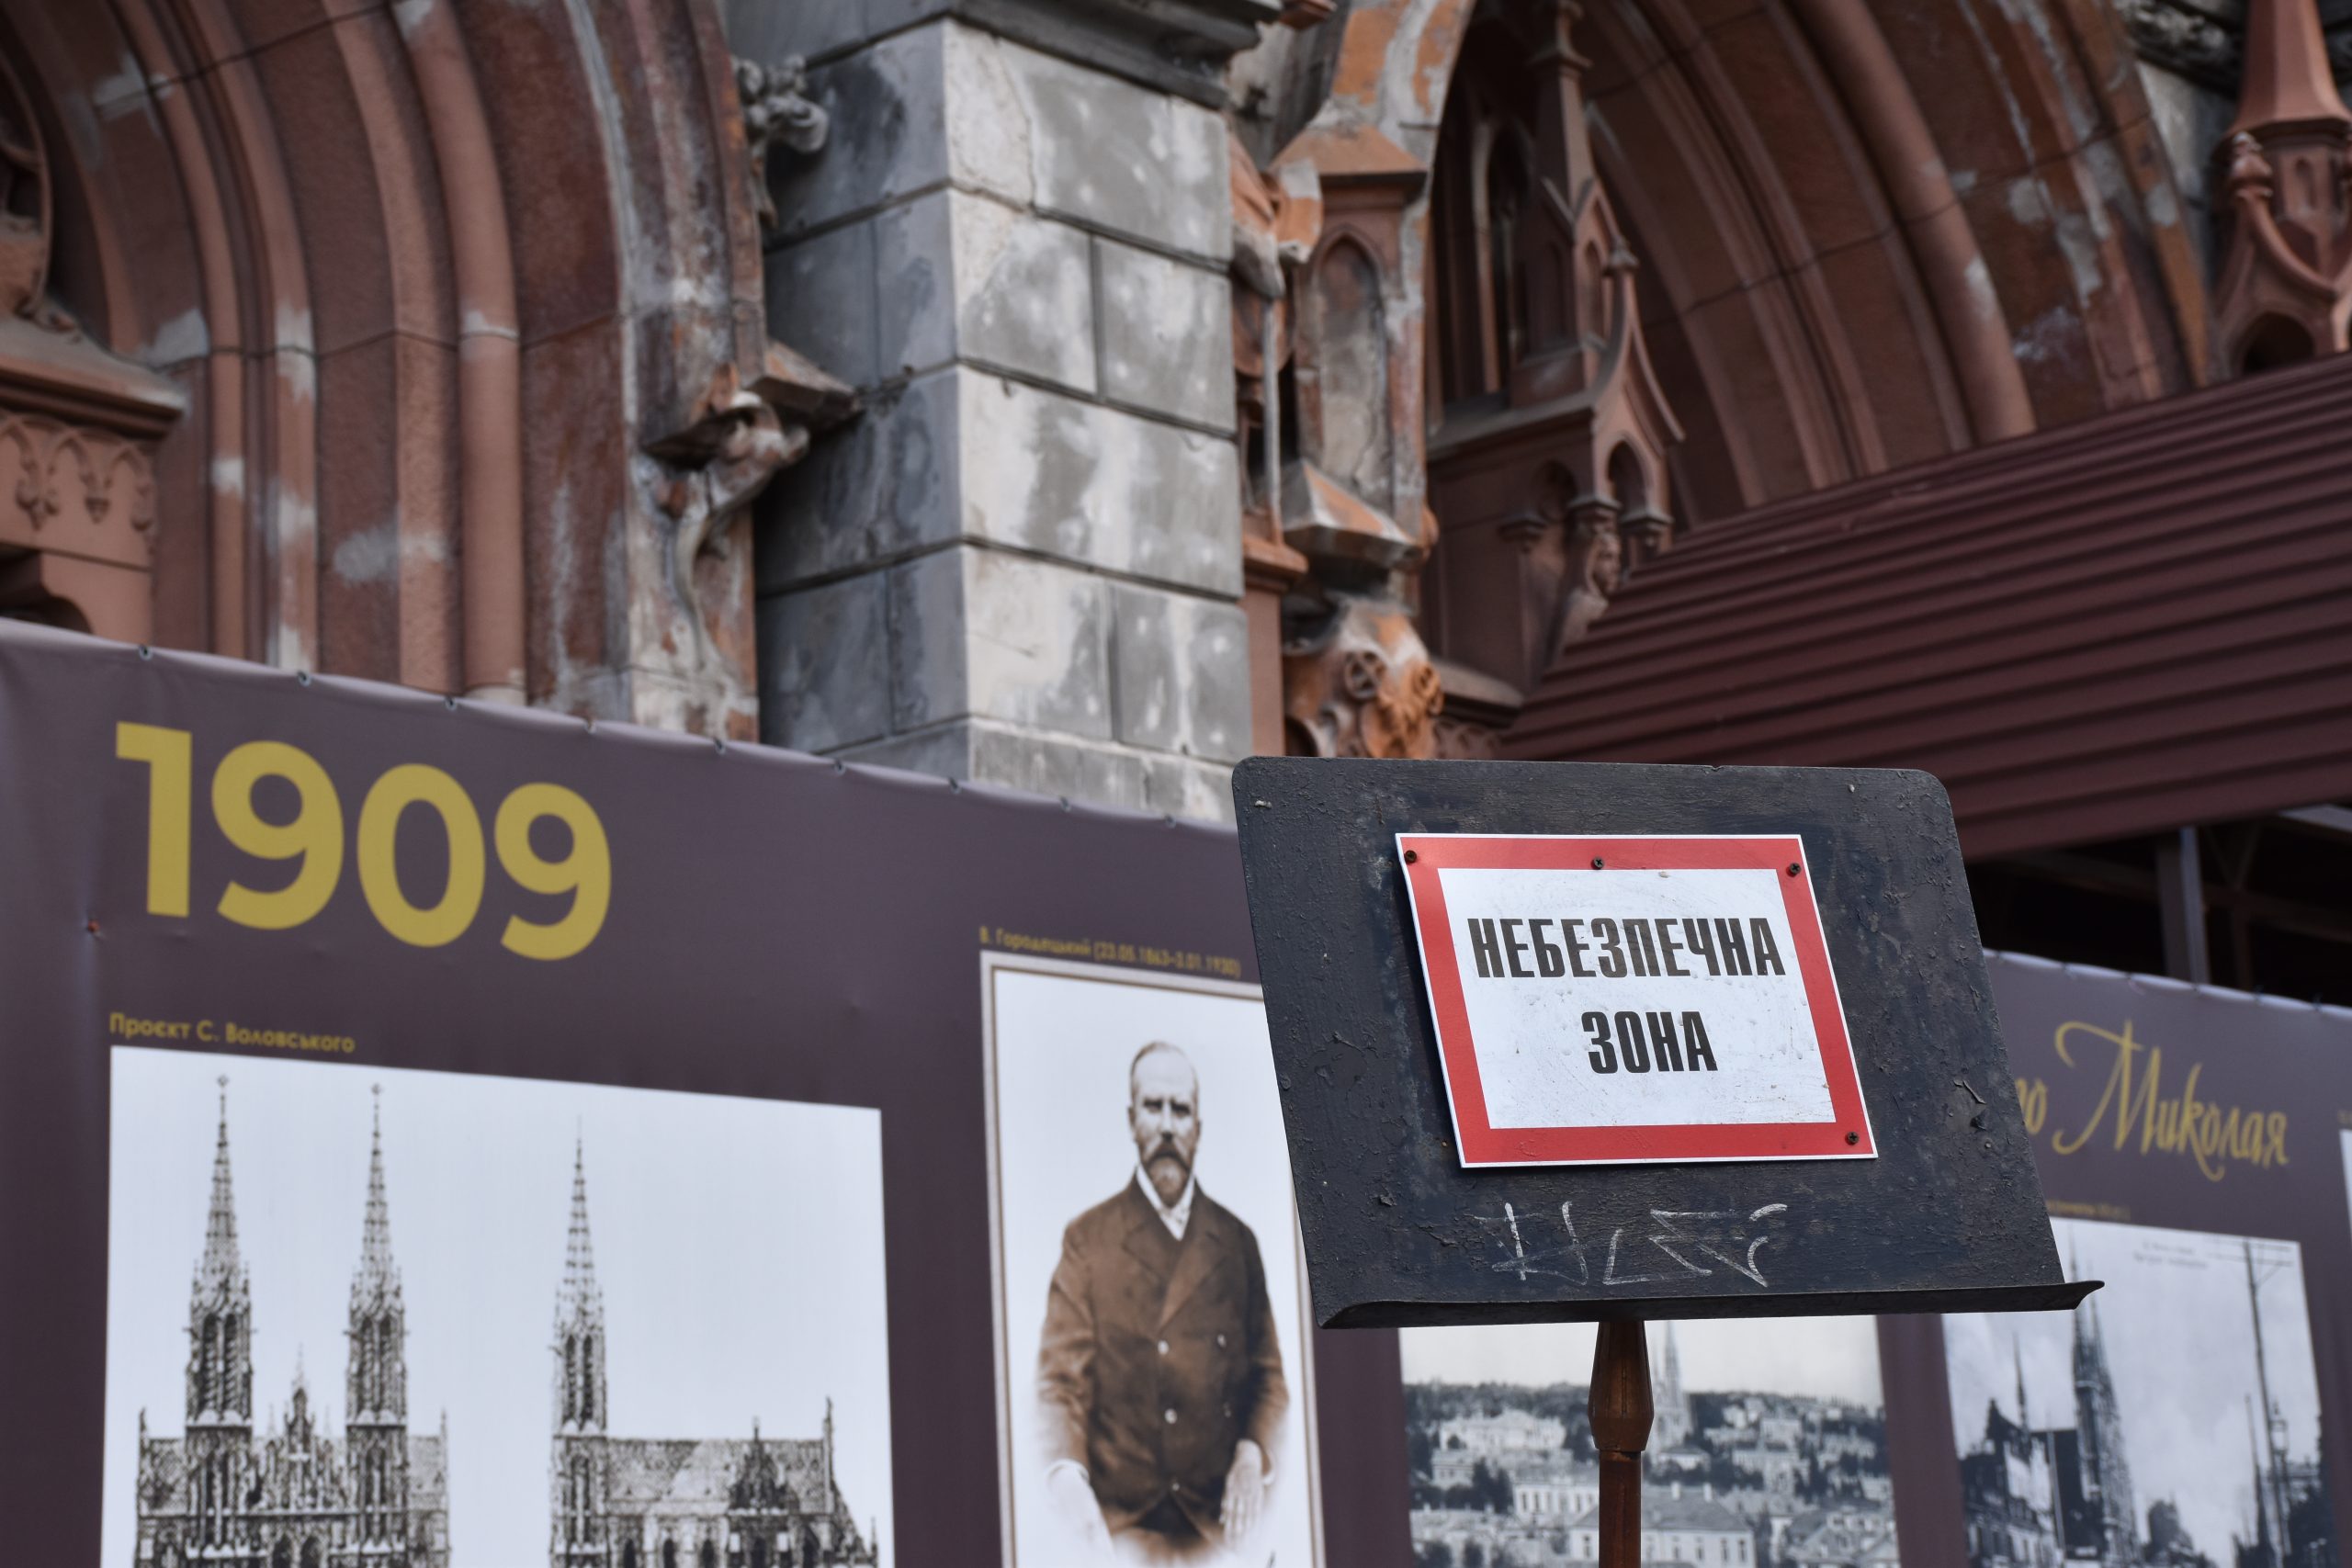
1037,1041 -> 1289,1564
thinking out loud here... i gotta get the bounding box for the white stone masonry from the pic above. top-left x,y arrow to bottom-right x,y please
746,10 -> 1251,819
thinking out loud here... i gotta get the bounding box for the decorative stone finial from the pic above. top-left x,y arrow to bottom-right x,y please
2214,0 -> 2352,370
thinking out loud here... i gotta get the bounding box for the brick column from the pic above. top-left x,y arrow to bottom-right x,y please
743,1 -> 1272,819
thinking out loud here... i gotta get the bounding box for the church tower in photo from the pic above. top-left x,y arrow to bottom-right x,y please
1654,1322 -> 1692,1450
347,1089 -> 414,1557
133,1077 -> 449,1568
550,1140 -> 613,1566
546,1143 -> 876,1568
180,1076 -> 255,1557
2071,1292 -> 2137,1566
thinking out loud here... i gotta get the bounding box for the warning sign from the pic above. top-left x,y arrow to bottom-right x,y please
1397,832 -> 1874,1168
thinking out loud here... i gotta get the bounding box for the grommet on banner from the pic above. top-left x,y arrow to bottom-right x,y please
948,777 -> 962,794
296,671 -> 311,686
444,695 -> 458,711
832,758 -> 846,774
714,738 -> 728,756
137,644 -> 153,660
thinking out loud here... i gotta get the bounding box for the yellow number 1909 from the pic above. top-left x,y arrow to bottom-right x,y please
115,723 -> 610,960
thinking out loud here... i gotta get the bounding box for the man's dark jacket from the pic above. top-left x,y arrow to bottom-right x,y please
1037,1178 -> 1288,1541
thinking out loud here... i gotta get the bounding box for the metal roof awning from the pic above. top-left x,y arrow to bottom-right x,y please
1503,355 -> 2352,860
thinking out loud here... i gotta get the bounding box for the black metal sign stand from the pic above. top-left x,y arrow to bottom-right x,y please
1229,757 -> 2099,1568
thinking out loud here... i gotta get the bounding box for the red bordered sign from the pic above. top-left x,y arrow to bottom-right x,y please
1397,833 -> 1874,1168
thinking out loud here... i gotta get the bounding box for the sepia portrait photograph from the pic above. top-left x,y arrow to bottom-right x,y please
983,954 -> 1322,1568
101,1045 -> 895,1568
1944,1216 -> 2335,1568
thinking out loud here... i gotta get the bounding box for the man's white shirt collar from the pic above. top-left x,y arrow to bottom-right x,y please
1135,1165 -> 1195,1240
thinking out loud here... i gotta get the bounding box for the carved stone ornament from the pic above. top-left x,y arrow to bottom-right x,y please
2116,0 -> 2245,91
0,410 -> 156,536
648,341 -> 854,668
2214,0 -> 2352,369
0,51 -> 186,639
1283,596 -> 1445,759
1555,499 -> 1623,651
734,56 -> 829,231
1419,0 -> 1683,753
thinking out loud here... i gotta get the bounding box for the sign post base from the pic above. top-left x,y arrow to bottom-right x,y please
1591,1320 -> 1654,1568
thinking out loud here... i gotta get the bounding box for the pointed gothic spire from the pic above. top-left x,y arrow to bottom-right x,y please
557,1135 -> 603,1324
197,1076 -> 243,1295
2214,0 -> 2352,369
353,1085 -> 401,1306
2013,1331 -> 2030,1430
2231,0 -> 2350,139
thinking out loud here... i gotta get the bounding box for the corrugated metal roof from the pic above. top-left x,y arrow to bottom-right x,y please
1504,354 -> 2352,859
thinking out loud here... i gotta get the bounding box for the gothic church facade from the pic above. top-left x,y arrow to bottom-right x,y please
548,1145 -> 875,1568
133,1082 -> 450,1568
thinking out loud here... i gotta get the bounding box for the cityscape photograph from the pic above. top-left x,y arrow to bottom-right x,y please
1403,1318 -> 1900,1568
1945,1221 -> 2336,1568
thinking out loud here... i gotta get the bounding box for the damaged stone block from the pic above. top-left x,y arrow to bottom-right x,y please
1110,583 -> 1250,763
964,30 -> 1229,261
755,571 -> 894,753
889,545 -> 1113,739
957,377 -> 1240,596
1096,237 -> 1235,430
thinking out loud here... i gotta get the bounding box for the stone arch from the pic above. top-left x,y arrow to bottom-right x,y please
2238,313 -> 2316,373
0,0 -> 795,731
1295,0 -> 2206,524
1605,443 -> 1648,520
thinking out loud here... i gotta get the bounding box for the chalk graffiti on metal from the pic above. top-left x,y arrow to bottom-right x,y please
1476,1200 -> 1791,1288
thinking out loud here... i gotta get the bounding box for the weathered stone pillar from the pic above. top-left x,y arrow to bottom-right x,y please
739,1 -> 1274,819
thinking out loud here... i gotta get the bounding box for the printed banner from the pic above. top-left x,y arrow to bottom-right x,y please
0,624 -> 1407,1566
1917,954 -> 2352,1568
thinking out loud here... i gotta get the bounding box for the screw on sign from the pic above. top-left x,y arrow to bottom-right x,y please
1229,758 -> 2097,1568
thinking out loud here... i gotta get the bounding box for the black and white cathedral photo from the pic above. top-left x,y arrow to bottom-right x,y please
102,1047 -> 897,1568
1945,1219 -> 2336,1568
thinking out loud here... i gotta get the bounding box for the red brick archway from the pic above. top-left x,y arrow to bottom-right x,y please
0,0 -> 781,730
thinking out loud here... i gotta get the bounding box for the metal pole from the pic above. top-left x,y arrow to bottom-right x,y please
2245,1241 -> 2292,1553
2154,826 -> 2211,984
1591,1320 -> 1654,1568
